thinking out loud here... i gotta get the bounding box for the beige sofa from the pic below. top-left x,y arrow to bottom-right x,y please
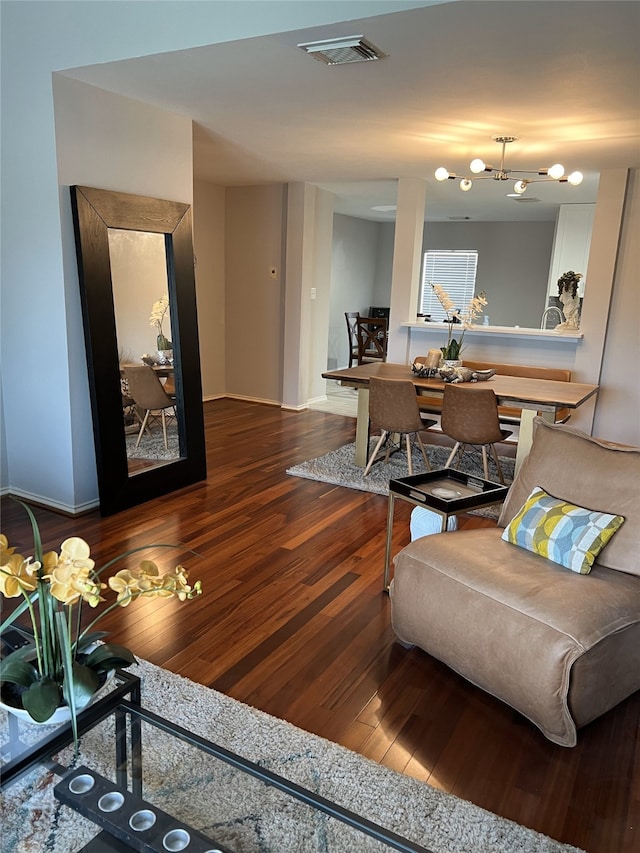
390,418 -> 640,746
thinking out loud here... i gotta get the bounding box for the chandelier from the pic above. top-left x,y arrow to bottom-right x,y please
434,136 -> 584,194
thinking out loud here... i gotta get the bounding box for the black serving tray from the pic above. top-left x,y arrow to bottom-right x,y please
389,468 -> 509,513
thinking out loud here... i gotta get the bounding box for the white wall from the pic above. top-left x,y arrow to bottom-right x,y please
328,214 -> 382,370
109,230 -> 171,362
225,184 -> 285,404
592,170 -> 640,445
193,178 -> 226,401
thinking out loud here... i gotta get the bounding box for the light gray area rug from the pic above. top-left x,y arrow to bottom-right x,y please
286,441 -> 514,499
125,422 -> 179,460
1,659 -> 583,853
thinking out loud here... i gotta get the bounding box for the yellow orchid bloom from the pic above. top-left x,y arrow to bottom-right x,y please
47,562 -> 105,606
108,569 -> 143,605
0,533 -> 17,565
0,553 -> 38,597
59,537 -> 95,572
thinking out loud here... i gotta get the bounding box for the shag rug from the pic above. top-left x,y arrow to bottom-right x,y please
125,422 -> 179,461
286,441 -> 514,498
0,659 -> 584,853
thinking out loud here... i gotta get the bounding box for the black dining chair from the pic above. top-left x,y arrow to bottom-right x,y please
345,312 -> 361,367
356,316 -> 388,364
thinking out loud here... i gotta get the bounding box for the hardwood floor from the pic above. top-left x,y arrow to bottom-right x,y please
2,398 -> 638,853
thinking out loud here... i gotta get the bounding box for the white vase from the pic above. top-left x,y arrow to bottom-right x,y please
442,359 -> 462,368
0,669 -> 115,726
0,699 -> 74,725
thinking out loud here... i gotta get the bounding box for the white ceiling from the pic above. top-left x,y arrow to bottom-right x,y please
61,1 -> 639,222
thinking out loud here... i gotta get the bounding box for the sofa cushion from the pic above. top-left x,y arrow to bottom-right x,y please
501,486 -> 624,574
390,527 -> 640,746
498,418 -> 640,576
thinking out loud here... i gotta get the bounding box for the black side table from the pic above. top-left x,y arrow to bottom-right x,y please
384,469 -> 509,590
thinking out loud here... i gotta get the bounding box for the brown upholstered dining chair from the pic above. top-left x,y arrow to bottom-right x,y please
440,383 -> 513,484
364,378 -> 437,477
121,365 -> 176,450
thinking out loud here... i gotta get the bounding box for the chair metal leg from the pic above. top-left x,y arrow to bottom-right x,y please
135,410 -> 151,448
405,434 -> 413,475
491,443 -> 506,484
414,431 -> 431,471
445,442 -> 461,468
364,431 -> 387,476
481,446 -> 490,479
161,410 -> 168,449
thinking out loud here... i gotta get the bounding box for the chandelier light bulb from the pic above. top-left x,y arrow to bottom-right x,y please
436,138 -> 583,196
548,163 -> 565,180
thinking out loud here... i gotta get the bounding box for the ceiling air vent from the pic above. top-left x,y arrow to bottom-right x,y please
298,36 -> 386,65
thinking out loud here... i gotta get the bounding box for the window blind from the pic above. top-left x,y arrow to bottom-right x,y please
419,250 -> 478,319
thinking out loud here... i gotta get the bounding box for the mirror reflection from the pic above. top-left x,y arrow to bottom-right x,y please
108,228 -> 182,476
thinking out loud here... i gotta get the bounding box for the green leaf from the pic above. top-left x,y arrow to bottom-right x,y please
0,655 -> 39,687
75,632 -> 110,653
21,677 -> 61,722
15,499 -> 44,564
85,643 -> 137,671
69,662 -> 100,708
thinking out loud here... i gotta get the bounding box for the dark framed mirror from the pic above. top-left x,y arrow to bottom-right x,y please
71,185 -> 206,516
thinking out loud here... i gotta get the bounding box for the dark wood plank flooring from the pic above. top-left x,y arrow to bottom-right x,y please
2,398 -> 638,853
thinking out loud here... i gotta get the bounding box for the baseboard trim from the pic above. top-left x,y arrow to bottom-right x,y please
2,488 -> 100,517
223,393 -> 280,407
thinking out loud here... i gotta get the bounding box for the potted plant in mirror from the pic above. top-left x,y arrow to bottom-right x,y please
0,500 -> 202,749
430,283 -> 488,365
150,295 -> 172,358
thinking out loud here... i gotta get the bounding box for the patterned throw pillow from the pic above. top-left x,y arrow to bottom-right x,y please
501,486 -> 624,574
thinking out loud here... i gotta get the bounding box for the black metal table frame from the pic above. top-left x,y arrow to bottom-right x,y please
87,698 -> 435,853
3,674 -> 435,852
1,669 -> 142,792
384,469 -> 510,590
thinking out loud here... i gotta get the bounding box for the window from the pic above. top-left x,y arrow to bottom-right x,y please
418,250 -> 478,319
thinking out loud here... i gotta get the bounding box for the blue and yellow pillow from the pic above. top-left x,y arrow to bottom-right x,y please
502,486 -> 624,574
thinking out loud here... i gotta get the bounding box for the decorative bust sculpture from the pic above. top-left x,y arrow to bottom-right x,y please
556,270 -> 582,331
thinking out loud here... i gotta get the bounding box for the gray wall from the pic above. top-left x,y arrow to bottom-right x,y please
421,221 -> 555,327
328,214 -> 383,370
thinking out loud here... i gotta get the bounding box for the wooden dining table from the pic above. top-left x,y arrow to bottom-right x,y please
322,362 -> 599,474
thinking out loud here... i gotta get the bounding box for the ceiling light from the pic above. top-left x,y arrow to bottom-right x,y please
435,136 -> 584,194
371,205 -> 397,212
297,35 -> 386,65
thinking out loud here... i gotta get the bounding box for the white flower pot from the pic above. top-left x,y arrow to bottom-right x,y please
0,669 -> 115,726
0,699 -> 74,726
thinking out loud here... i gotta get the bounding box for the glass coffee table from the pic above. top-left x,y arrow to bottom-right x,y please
2,679 -> 434,853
